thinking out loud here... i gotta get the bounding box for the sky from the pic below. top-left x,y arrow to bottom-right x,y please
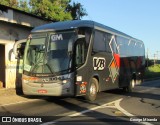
73,0 -> 160,59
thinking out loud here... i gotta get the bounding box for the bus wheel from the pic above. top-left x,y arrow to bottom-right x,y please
123,79 -> 135,92
85,78 -> 98,102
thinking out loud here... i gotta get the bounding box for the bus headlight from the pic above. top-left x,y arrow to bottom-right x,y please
62,79 -> 71,84
22,76 -> 38,83
22,76 -> 29,83
23,79 -> 29,84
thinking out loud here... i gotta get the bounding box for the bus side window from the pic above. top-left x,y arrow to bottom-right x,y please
104,33 -> 112,53
75,38 -> 86,67
92,30 -> 105,52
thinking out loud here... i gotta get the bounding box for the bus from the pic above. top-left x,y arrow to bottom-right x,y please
14,20 -> 145,101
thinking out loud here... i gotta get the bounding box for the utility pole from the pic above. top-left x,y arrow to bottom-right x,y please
154,53 -> 156,65
146,48 -> 149,68
156,51 -> 160,64
77,3 -> 80,20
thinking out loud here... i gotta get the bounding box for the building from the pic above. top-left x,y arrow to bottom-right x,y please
0,4 -> 52,89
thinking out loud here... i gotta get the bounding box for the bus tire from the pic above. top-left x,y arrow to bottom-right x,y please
123,79 -> 135,92
85,78 -> 98,102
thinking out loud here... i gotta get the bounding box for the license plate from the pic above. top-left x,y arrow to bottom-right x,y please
38,89 -> 47,93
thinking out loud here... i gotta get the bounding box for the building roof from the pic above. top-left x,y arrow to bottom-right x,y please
0,4 -> 52,22
32,20 -> 142,42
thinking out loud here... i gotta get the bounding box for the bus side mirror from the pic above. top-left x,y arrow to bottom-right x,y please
68,39 -> 74,57
13,39 -> 26,59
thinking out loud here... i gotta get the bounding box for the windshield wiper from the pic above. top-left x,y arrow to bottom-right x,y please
59,68 -> 72,74
30,51 -> 44,74
30,50 -> 58,76
45,63 -> 58,76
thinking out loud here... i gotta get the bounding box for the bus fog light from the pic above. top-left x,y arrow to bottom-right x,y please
76,76 -> 82,81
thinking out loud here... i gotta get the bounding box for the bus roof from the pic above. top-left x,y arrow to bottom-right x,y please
31,20 -> 142,42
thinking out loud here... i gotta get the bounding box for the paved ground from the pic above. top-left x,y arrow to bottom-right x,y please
0,77 -> 159,106
0,88 -> 44,106
0,79 -> 159,125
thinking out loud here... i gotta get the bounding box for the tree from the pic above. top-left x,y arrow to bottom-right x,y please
17,0 -> 30,12
0,0 -> 18,8
29,0 -> 72,21
67,2 -> 87,20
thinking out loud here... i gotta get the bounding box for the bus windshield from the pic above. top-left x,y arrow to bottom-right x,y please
23,31 -> 75,76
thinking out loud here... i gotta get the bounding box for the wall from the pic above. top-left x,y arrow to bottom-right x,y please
0,21 -> 31,88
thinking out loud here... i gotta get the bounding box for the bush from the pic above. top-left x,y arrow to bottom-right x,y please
144,64 -> 160,79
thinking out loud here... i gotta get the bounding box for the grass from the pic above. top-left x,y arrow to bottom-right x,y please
144,64 -> 160,79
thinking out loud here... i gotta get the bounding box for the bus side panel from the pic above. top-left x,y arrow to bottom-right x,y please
119,56 -> 145,88
75,29 -> 120,96
116,36 -> 145,88
91,52 -> 119,92
75,52 -> 119,96
119,57 -> 133,87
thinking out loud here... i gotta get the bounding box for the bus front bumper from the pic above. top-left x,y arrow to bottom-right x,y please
22,75 -> 74,96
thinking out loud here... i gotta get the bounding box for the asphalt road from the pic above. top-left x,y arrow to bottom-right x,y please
0,80 -> 160,125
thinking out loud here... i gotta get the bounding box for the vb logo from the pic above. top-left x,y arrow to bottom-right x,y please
93,57 -> 106,70
51,34 -> 63,41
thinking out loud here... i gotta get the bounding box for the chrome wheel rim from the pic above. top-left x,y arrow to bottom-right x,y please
90,84 -> 96,96
131,79 -> 135,88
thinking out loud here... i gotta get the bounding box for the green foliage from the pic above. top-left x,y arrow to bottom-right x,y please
67,2 -> 87,20
0,0 -> 18,8
19,0 -> 30,12
145,64 -> 160,78
29,0 -> 72,21
0,0 -> 87,21
145,58 -> 154,67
